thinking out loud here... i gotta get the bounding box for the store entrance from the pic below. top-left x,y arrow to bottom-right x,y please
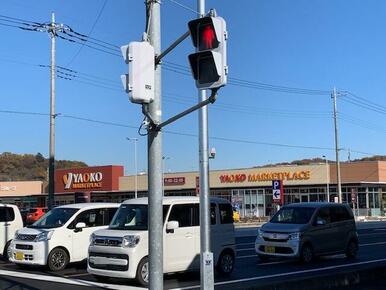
301,194 -> 309,203
231,189 -> 265,218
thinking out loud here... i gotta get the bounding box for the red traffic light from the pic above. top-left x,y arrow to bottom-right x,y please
188,15 -> 227,90
198,23 -> 219,50
188,17 -> 219,51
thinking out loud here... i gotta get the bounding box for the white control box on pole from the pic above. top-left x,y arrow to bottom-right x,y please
121,41 -> 155,104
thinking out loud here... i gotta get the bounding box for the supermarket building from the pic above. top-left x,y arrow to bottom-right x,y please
119,161 -> 386,217
0,161 -> 385,217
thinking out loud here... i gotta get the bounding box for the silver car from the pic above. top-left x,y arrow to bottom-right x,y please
255,202 -> 358,263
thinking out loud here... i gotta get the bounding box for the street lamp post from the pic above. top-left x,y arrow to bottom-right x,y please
323,155 -> 330,202
127,137 -> 138,199
162,156 -> 170,196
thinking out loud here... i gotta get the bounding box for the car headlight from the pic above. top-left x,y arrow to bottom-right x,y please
122,235 -> 140,248
90,233 -> 96,245
257,229 -> 264,239
34,231 -> 53,242
288,232 -> 301,240
14,230 -> 19,240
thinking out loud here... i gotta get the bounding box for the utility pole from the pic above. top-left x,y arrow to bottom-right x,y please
348,148 -> 351,162
332,87 -> 342,203
322,155 -> 330,202
48,12 -> 56,210
197,0 -> 214,289
37,13 -> 69,210
127,137 -> 138,199
147,0 -> 163,289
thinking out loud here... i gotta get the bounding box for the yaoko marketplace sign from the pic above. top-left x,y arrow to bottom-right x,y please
219,170 -> 311,184
55,165 -> 123,192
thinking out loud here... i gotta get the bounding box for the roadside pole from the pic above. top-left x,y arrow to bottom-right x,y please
332,87 -> 342,203
48,12 -> 56,210
197,1 -> 215,289
147,1 -> 163,289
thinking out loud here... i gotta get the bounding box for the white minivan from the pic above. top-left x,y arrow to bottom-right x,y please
87,197 -> 236,286
9,203 -> 119,271
0,204 -> 23,260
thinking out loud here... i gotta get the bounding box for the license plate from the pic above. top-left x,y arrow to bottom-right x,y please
265,246 -> 275,253
15,252 -> 24,261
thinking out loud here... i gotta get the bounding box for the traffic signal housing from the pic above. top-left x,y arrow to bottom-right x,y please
188,16 -> 227,90
121,41 -> 155,104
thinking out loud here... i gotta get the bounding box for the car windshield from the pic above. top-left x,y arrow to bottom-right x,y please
270,207 -> 316,224
28,208 -> 79,228
109,204 -> 170,231
109,204 -> 149,231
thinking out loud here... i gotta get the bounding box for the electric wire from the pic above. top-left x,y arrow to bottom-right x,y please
0,14 -> 42,25
165,0 -> 200,15
346,91 -> 386,112
61,30 -> 119,53
340,93 -> 386,116
0,109 -> 378,156
56,34 -> 121,57
66,0 -> 109,66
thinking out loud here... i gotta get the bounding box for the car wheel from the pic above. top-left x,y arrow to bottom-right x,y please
258,254 -> 270,263
3,240 -> 11,261
300,244 -> 313,263
346,239 -> 358,259
47,248 -> 69,271
136,257 -> 149,287
217,251 -> 235,275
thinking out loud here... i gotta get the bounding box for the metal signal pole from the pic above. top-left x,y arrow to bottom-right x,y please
197,0 -> 214,289
147,1 -> 163,289
127,137 -> 138,199
332,87 -> 342,203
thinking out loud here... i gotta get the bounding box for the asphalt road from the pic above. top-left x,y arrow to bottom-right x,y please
1,222 -> 386,290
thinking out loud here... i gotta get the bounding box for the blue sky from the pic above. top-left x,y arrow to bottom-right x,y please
1,0 -> 386,175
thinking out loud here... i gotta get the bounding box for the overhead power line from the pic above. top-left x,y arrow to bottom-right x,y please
0,109 -> 377,156
162,61 -> 330,95
0,14 -> 333,97
340,92 -> 386,116
56,34 -> 121,57
66,0 -> 109,66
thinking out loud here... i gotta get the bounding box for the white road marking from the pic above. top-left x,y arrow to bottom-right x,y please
256,260 -> 291,266
360,232 -> 386,236
0,269 -> 145,290
64,272 -> 94,278
170,258 -> 386,290
359,241 -> 386,247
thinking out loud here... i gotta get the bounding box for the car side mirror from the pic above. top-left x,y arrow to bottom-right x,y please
316,218 -> 326,226
74,222 -> 86,232
166,221 -> 179,233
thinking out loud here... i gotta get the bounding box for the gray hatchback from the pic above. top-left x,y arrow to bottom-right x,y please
255,202 -> 358,263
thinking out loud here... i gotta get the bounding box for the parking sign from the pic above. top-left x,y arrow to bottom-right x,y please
272,180 -> 283,204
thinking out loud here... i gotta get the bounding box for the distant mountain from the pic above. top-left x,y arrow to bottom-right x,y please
0,152 -> 87,183
260,155 -> 386,167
